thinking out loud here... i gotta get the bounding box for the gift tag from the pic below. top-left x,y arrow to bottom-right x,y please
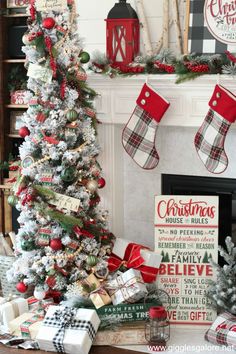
50,192 -> 80,212
27,64 -> 53,84
40,170 -> 53,186
35,0 -> 67,11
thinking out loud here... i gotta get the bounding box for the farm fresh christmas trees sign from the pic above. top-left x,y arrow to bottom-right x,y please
155,196 -> 219,325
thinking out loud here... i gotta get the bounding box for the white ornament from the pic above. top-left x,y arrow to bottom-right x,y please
33,289 -> 46,300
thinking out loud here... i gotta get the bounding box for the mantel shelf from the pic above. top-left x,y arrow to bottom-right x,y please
87,73 -> 236,127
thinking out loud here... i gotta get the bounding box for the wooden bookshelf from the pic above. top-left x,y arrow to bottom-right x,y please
0,0 -> 27,232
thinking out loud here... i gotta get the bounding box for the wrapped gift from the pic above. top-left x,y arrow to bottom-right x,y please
27,296 -> 55,314
0,297 -> 28,330
9,312 -> 44,339
36,306 -> 100,354
79,274 -> 111,309
108,237 -> 162,283
205,312 -> 236,349
106,269 -> 148,306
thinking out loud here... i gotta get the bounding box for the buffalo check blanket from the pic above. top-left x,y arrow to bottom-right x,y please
205,312 -> 236,348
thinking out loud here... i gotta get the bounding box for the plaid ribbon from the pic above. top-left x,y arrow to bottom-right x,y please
43,307 -> 96,353
205,312 -> 236,348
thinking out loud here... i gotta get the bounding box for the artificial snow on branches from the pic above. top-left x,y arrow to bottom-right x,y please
7,0 -> 114,297
207,236 -> 236,314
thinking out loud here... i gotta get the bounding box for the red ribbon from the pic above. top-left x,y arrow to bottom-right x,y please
45,36 -> 57,78
108,243 -> 158,283
73,226 -> 95,239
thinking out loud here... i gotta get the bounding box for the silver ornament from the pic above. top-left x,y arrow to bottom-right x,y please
87,180 -> 98,193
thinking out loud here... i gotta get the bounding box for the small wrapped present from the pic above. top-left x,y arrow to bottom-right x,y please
9,312 -> 44,339
205,312 -> 236,349
80,274 -> 111,309
106,268 -> 148,306
108,237 -> 162,283
0,297 -> 28,330
36,306 -> 100,354
27,296 -> 55,314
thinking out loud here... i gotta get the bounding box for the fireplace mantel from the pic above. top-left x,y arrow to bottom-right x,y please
87,73 -> 236,239
88,73 -> 236,127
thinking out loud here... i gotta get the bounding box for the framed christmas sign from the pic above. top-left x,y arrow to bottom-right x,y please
155,195 -> 219,326
184,0 -> 236,54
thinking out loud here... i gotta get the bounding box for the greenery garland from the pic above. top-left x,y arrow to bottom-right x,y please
89,49 -> 236,84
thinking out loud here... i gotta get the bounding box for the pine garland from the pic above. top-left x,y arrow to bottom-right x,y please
207,236 -> 236,314
90,50 -> 232,83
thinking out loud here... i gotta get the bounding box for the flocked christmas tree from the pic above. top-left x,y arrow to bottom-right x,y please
207,236 -> 236,314
7,0 -> 114,300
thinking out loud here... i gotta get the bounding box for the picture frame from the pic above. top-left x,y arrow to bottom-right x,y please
10,111 -> 24,135
184,0 -> 236,54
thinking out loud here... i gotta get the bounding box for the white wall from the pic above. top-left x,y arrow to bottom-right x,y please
76,0 -> 186,56
123,126 -> 236,249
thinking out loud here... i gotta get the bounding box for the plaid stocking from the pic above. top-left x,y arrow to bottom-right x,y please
122,83 -> 170,169
194,85 -> 236,174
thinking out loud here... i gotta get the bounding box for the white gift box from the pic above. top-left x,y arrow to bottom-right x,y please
0,297 -> 28,330
112,237 -> 162,268
107,269 -> 148,306
36,306 -> 100,354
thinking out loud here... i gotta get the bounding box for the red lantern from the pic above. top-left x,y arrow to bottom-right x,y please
105,0 -> 140,65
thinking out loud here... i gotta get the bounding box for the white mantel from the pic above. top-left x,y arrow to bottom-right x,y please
88,74 -> 236,127
87,74 -> 236,244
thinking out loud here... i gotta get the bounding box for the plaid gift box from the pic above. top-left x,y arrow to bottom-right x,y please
36,306 -> 100,354
106,268 -> 148,306
205,312 -> 236,349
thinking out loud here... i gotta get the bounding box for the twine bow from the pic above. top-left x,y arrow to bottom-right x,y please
108,243 -> 158,283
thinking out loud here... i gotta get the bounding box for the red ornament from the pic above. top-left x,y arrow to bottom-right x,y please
98,177 -> 106,189
16,281 -> 28,293
50,239 -> 62,251
42,17 -> 56,30
19,126 -> 30,138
